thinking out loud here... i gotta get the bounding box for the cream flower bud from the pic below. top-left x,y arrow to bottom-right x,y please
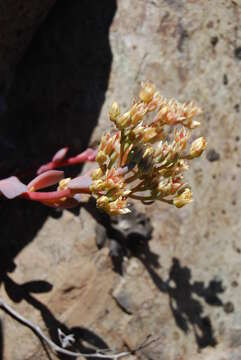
143,127 -> 157,142
139,81 -> 155,103
190,120 -> 201,129
92,168 -> 103,180
96,150 -> 108,165
91,179 -> 104,191
117,111 -> 131,128
173,188 -> 192,208
109,102 -> 120,122
58,177 -> 71,191
97,196 -> 109,210
189,137 -> 207,158
131,105 -> 147,125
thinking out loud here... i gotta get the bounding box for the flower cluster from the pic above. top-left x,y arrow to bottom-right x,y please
91,81 -> 206,215
0,82 -> 206,215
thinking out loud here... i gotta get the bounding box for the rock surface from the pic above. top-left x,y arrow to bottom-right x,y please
0,1 -> 241,359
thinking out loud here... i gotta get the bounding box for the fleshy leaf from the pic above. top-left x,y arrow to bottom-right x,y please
68,175 -> 92,190
75,148 -> 97,162
52,147 -> 68,162
0,176 -> 27,199
27,170 -> 64,191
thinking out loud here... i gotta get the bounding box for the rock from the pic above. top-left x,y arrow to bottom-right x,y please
110,204 -> 153,244
95,223 -> 108,249
112,285 -> 134,314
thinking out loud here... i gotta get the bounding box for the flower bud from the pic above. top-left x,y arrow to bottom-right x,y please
173,188 -> 192,208
91,179 -> 105,192
109,102 -> 120,122
117,111 -> 131,128
143,127 -> 157,142
97,195 -> 109,208
96,150 -> 108,165
157,179 -> 172,197
92,168 -> 103,180
58,177 -> 71,191
139,81 -> 155,103
189,137 -> 206,158
190,120 -> 200,129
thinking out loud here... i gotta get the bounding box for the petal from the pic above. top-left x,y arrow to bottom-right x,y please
27,170 -> 64,191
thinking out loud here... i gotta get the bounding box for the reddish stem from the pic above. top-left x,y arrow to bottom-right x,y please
21,189 -> 71,202
21,186 -> 91,203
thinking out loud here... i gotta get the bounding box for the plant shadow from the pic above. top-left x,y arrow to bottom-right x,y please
85,201 -> 226,350
139,251 -> 224,349
2,275 -> 110,360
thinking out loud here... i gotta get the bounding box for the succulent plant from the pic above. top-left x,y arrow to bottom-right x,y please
0,82 -> 206,214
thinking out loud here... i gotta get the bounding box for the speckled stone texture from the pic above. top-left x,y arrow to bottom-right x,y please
0,1 -> 241,359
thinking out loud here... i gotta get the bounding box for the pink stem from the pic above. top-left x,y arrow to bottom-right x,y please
21,186 -> 91,203
21,189 -> 71,202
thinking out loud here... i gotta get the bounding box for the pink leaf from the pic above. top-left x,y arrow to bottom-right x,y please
75,148 -> 97,162
68,175 -> 92,191
0,176 -> 27,199
52,147 -> 68,162
37,163 -> 53,175
87,148 -> 98,161
27,170 -> 64,191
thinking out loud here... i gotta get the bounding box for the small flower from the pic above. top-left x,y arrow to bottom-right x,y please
114,111 -> 131,129
109,101 -> 120,122
139,81 -> 156,103
189,137 -> 207,158
173,188 -> 192,208
97,196 -> 130,215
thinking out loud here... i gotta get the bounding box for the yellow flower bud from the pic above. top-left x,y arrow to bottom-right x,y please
189,137 -> 207,158
173,188 -> 192,208
108,198 -> 130,215
97,195 -> 109,209
139,81 -> 155,103
91,179 -> 105,192
96,150 -> 108,165
190,120 -> 201,129
143,127 -> 157,142
58,177 -> 71,191
92,168 -> 103,180
117,111 -> 131,128
109,102 -> 120,122
157,179 -> 172,197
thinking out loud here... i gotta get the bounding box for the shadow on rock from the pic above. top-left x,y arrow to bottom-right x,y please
2,274 -> 110,360
89,202 -> 225,350
85,200 -> 155,274
141,256 -> 224,349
